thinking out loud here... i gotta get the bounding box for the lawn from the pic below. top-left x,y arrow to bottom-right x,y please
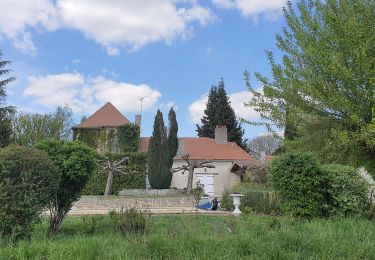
1,215 -> 375,259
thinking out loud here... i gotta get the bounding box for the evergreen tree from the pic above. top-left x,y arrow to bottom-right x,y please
148,108 -> 179,189
197,79 -> 247,149
0,50 -> 15,148
167,107 -> 178,169
148,110 -> 169,189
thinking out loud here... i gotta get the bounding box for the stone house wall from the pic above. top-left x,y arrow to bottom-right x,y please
170,160 -> 241,196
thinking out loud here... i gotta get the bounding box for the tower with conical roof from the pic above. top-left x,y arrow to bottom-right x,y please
73,102 -> 136,154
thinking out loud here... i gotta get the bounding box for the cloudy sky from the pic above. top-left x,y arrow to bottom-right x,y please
1,0 -> 287,138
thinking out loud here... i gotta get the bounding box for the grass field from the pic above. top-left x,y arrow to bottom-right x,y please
1,215 -> 375,259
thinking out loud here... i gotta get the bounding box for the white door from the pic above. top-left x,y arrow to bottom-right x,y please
196,174 -> 214,195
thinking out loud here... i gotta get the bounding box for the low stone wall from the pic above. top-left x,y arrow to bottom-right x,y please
118,189 -> 182,196
73,195 -> 195,210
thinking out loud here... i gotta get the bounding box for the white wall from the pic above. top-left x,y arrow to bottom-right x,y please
170,160 -> 241,196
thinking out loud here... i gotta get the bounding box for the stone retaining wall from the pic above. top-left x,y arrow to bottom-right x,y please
118,189 -> 182,196
73,195 -> 195,210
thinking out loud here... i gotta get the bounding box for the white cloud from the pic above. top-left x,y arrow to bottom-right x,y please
212,0 -> 286,20
189,90 -> 260,123
0,0 -> 59,52
12,32 -> 38,55
0,0 -> 215,55
23,73 -> 162,114
57,0 -> 216,52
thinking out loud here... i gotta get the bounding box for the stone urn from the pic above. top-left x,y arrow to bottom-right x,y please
229,193 -> 244,216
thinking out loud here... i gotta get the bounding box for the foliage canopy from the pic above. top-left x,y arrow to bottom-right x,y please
245,0 -> 375,174
12,106 -> 73,146
0,145 -> 58,241
197,79 -> 246,149
0,50 -> 15,148
34,140 -> 97,233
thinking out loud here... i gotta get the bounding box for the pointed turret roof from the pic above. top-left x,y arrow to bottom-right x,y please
73,102 -> 131,129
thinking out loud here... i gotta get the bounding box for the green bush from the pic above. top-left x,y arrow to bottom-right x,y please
0,145 -> 58,241
83,152 -> 147,195
221,187 -> 281,215
35,140 -> 97,234
109,207 -> 147,234
81,216 -> 99,235
322,164 -> 368,217
269,153 -> 325,218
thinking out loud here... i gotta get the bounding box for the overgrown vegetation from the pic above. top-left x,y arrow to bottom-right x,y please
2,215 -> 375,259
245,0 -> 375,175
83,153 -> 147,195
109,207 -> 150,234
117,124 -> 140,153
0,145 -> 58,241
34,140 -> 97,234
270,153 -> 369,218
221,183 -> 280,215
321,164 -> 369,218
12,106 -> 74,146
74,124 -> 140,154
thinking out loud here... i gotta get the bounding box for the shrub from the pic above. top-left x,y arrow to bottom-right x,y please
34,140 -> 97,234
109,207 -> 148,234
269,153 -> 325,218
220,187 -> 281,215
220,190 -> 234,211
0,145 -> 58,241
322,164 -> 368,217
83,153 -> 147,195
81,216 -> 98,235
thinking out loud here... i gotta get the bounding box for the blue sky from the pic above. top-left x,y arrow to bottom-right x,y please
1,0 -> 287,139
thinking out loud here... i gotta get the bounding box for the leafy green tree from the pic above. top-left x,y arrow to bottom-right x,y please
34,140 -> 97,234
197,79 -> 247,149
245,0 -> 375,174
0,145 -> 59,241
148,110 -> 169,189
0,50 -> 15,148
12,106 -> 73,146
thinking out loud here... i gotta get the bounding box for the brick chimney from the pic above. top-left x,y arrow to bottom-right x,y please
215,125 -> 227,144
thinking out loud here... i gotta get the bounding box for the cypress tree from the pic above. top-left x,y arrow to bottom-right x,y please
197,79 -> 247,149
167,107 -> 178,167
148,108 -> 179,189
0,50 -> 16,148
148,110 -> 169,189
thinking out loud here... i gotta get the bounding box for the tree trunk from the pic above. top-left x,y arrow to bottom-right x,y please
186,168 -> 194,195
49,209 -> 66,234
105,171 -> 114,195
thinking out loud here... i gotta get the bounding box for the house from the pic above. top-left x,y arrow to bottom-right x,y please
75,102 -> 254,196
72,102 -> 141,154
139,126 -> 254,196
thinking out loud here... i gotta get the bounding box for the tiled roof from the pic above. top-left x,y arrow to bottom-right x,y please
73,102 -> 131,129
139,137 -> 253,161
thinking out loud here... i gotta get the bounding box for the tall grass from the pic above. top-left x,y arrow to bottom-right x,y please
1,215 -> 375,259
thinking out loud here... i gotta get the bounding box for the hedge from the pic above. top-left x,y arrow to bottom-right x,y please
83,152 -> 147,195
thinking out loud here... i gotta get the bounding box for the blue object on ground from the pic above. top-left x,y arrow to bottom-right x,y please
197,201 -> 212,210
